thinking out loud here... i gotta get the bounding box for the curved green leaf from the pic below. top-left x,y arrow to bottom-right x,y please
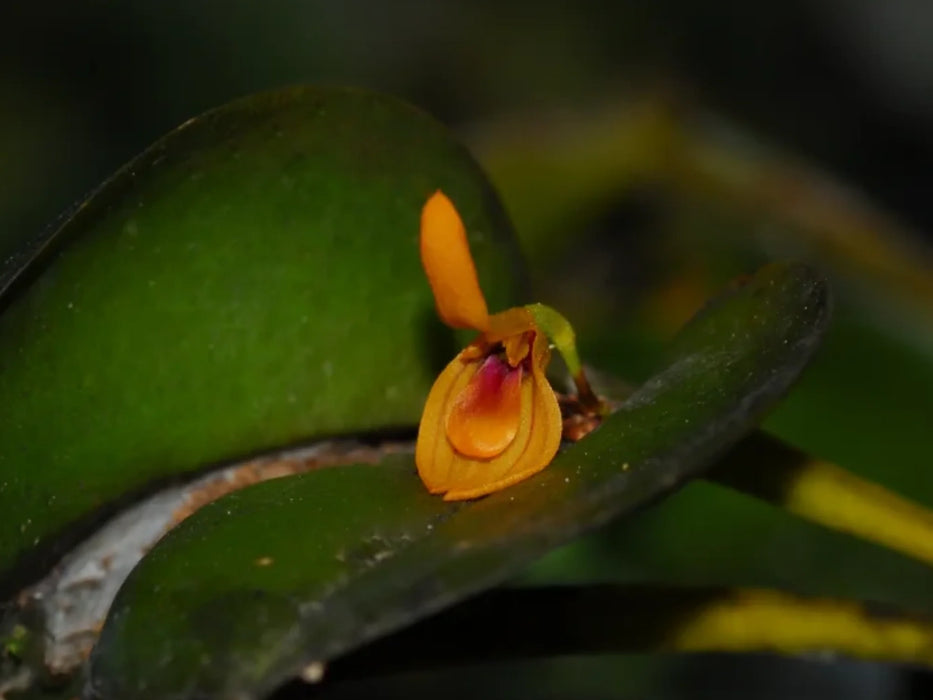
87,262 -> 829,699
0,86 -> 523,589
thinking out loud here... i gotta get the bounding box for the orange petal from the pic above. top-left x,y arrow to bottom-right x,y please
415,334 -> 562,501
420,190 -> 490,331
446,355 -> 523,458
485,307 -> 536,342
501,332 -> 531,368
416,350 -> 479,494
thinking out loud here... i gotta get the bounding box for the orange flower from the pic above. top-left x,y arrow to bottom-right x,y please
415,191 -> 563,500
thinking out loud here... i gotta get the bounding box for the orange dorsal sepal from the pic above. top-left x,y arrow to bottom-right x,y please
420,190 -> 490,331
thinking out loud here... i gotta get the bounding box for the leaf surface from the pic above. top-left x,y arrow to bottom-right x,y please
88,262 -> 830,699
0,86 -> 522,588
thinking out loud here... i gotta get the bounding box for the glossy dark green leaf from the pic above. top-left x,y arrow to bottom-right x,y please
0,86 -> 523,589
87,262 -> 829,699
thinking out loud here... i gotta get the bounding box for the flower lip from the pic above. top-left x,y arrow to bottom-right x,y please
445,353 -> 524,459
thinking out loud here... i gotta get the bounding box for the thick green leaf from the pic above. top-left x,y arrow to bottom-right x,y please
87,262 -> 829,699
0,86 -> 523,589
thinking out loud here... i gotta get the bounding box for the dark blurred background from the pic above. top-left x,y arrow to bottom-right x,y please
3,2 -> 932,699
2,1 -> 932,251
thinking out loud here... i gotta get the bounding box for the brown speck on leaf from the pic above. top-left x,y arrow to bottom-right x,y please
255,556 -> 274,567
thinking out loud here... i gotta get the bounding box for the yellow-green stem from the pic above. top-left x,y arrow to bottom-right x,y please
525,302 -> 603,410
328,584 -> 933,677
711,432 -> 933,569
